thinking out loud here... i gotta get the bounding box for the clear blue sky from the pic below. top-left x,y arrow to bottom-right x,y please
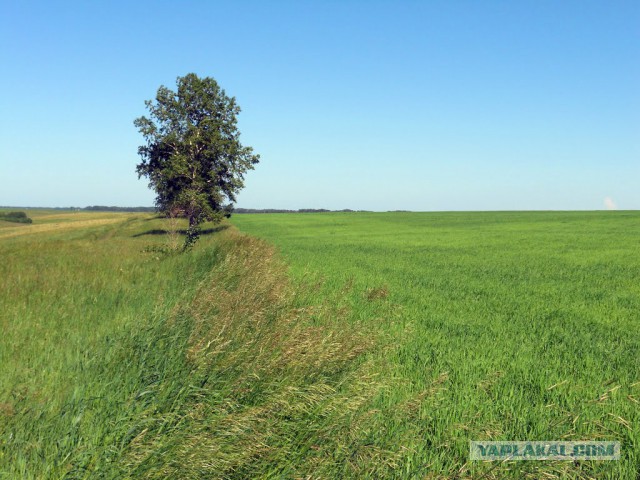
1,0 -> 638,211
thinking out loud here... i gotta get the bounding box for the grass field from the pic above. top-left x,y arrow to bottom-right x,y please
0,211 -> 378,478
232,211 -> 640,479
1,210 -> 638,478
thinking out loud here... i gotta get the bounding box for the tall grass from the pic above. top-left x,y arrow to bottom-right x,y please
0,212 -> 387,478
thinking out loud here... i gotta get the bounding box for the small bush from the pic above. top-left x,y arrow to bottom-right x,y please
0,211 -> 32,224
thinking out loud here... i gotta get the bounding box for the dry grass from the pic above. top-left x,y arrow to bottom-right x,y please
365,285 -> 389,301
121,229 -> 392,478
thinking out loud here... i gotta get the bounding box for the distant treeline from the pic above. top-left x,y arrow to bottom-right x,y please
84,207 -> 369,214
0,206 -> 381,215
84,206 -> 157,212
0,206 -> 157,212
0,211 -> 33,223
233,208 -> 371,214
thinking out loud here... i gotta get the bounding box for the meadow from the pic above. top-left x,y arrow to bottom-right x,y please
0,209 -> 638,479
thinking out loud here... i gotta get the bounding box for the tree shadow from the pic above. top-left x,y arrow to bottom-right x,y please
132,224 -> 229,237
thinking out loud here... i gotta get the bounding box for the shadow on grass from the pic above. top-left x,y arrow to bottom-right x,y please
132,225 -> 229,237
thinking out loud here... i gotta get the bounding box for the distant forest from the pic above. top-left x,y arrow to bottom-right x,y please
88,207 -> 374,214
83,206 -> 157,212
1,206 -> 376,214
87,207 -> 370,214
0,206 -> 157,212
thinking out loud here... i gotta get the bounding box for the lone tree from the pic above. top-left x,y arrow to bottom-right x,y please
135,73 -> 259,248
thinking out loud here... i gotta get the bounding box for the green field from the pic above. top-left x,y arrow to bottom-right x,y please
1,210 -> 638,478
232,211 -> 640,478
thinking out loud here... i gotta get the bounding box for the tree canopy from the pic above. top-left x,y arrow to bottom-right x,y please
134,73 -> 259,248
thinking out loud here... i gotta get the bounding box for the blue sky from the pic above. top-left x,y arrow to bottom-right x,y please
1,1 -> 638,211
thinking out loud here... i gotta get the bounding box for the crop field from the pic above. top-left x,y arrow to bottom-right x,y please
1,210 -> 638,479
233,211 -> 640,479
